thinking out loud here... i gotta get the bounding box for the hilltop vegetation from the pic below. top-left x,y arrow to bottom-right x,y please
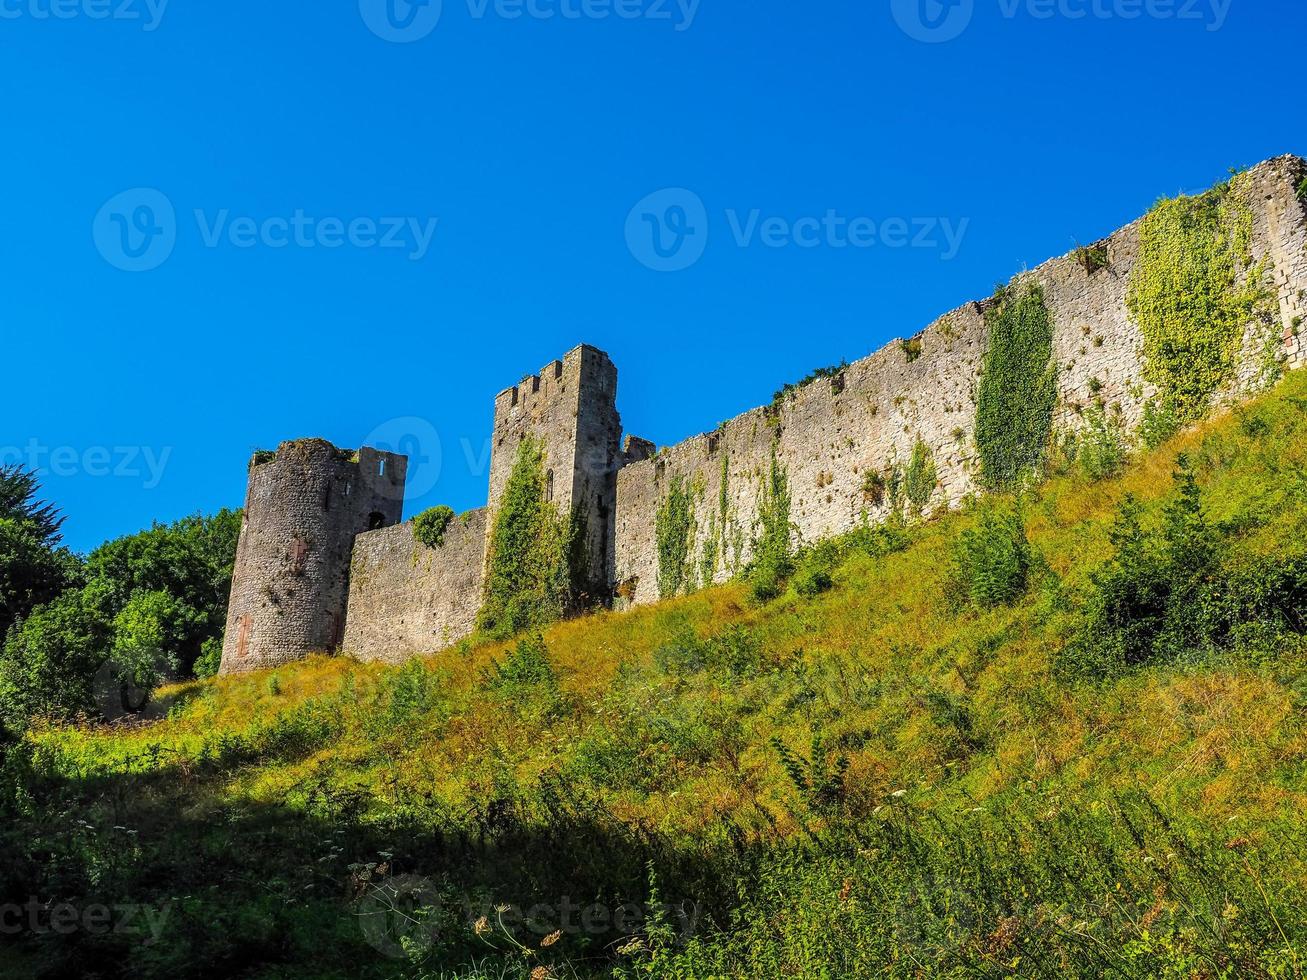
2,373 -> 1307,978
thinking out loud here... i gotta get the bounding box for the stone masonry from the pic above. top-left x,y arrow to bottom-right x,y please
219,440 -> 407,674
225,155 -> 1307,668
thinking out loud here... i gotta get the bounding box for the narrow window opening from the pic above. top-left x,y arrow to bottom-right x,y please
546,469 -> 555,502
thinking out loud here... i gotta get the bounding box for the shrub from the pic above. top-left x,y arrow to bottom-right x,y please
840,520 -> 908,562
485,633 -> 555,690
1077,405 -> 1129,481
768,362 -> 848,414
1073,242 -> 1110,274
412,505 -> 456,549
1298,174 -> 1307,205
1063,455 -> 1307,679
793,565 -> 833,599
952,501 -> 1032,609
192,637 -> 223,679
654,624 -> 761,679
1139,398 -> 1180,449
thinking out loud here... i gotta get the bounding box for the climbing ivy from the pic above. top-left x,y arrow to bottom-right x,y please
1297,175 -> 1307,205
903,438 -> 937,516
655,475 -> 698,600
412,505 -> 455,549
1126,179 -> 1273,429
698,451 -> 743,589
975,282 -> 1058,490
477,437 -> 579,640
747,448 -> 795,604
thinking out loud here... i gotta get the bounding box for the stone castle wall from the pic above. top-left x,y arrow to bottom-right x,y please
220,440 -> 407,674
488,344 -> 624,590
234,155 -> 1306,666
612,156 -> 1307,606
341,508 -> 488,663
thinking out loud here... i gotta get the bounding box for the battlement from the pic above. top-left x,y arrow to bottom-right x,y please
225,153 -> 1307,668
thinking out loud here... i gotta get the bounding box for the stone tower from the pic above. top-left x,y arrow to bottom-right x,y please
219,439 -> 407,675
487,344 -> 623,597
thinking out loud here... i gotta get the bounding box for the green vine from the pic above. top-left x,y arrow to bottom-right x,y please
655,475 -> 698,600
477,437 -> 580,640
975,281 -> 1058,490
412,505 -> 455,549
1297,175 -> 1307,205
1126,178 -> 1273,429
755,449 -> 793,568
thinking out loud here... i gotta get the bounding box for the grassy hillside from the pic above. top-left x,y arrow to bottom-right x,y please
4,373 -> 1307,979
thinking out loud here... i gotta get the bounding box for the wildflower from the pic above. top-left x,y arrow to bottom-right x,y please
474,916 -> 491,936
541,930 -> 562,948
530,967 -> 553,980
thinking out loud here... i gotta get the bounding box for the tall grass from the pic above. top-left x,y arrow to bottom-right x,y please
4,373 -> 1307,978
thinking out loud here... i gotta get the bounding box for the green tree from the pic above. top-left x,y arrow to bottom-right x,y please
0,509 -> 241,729
0,518 -> 80,642
0,464 -> 63,544
0,591 -> 107,728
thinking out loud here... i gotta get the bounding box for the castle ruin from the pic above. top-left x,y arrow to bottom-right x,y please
220,155 -> 1307,674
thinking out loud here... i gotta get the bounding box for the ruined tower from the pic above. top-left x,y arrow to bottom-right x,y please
487,344 -> 623,597
219,439 -> 407,675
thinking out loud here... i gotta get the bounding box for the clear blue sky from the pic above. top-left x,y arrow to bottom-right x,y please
2,0 -> 1302,554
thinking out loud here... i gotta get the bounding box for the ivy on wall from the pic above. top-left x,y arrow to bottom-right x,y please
1126,178 -> 1273,430
975,282 -> 1058,490
903,438 -> 937,516
477,437 -> 578,640
697,452 -> 744,590
655,475 -> 698,600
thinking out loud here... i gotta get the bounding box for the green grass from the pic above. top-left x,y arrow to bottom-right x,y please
5,373 -> 1307,979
